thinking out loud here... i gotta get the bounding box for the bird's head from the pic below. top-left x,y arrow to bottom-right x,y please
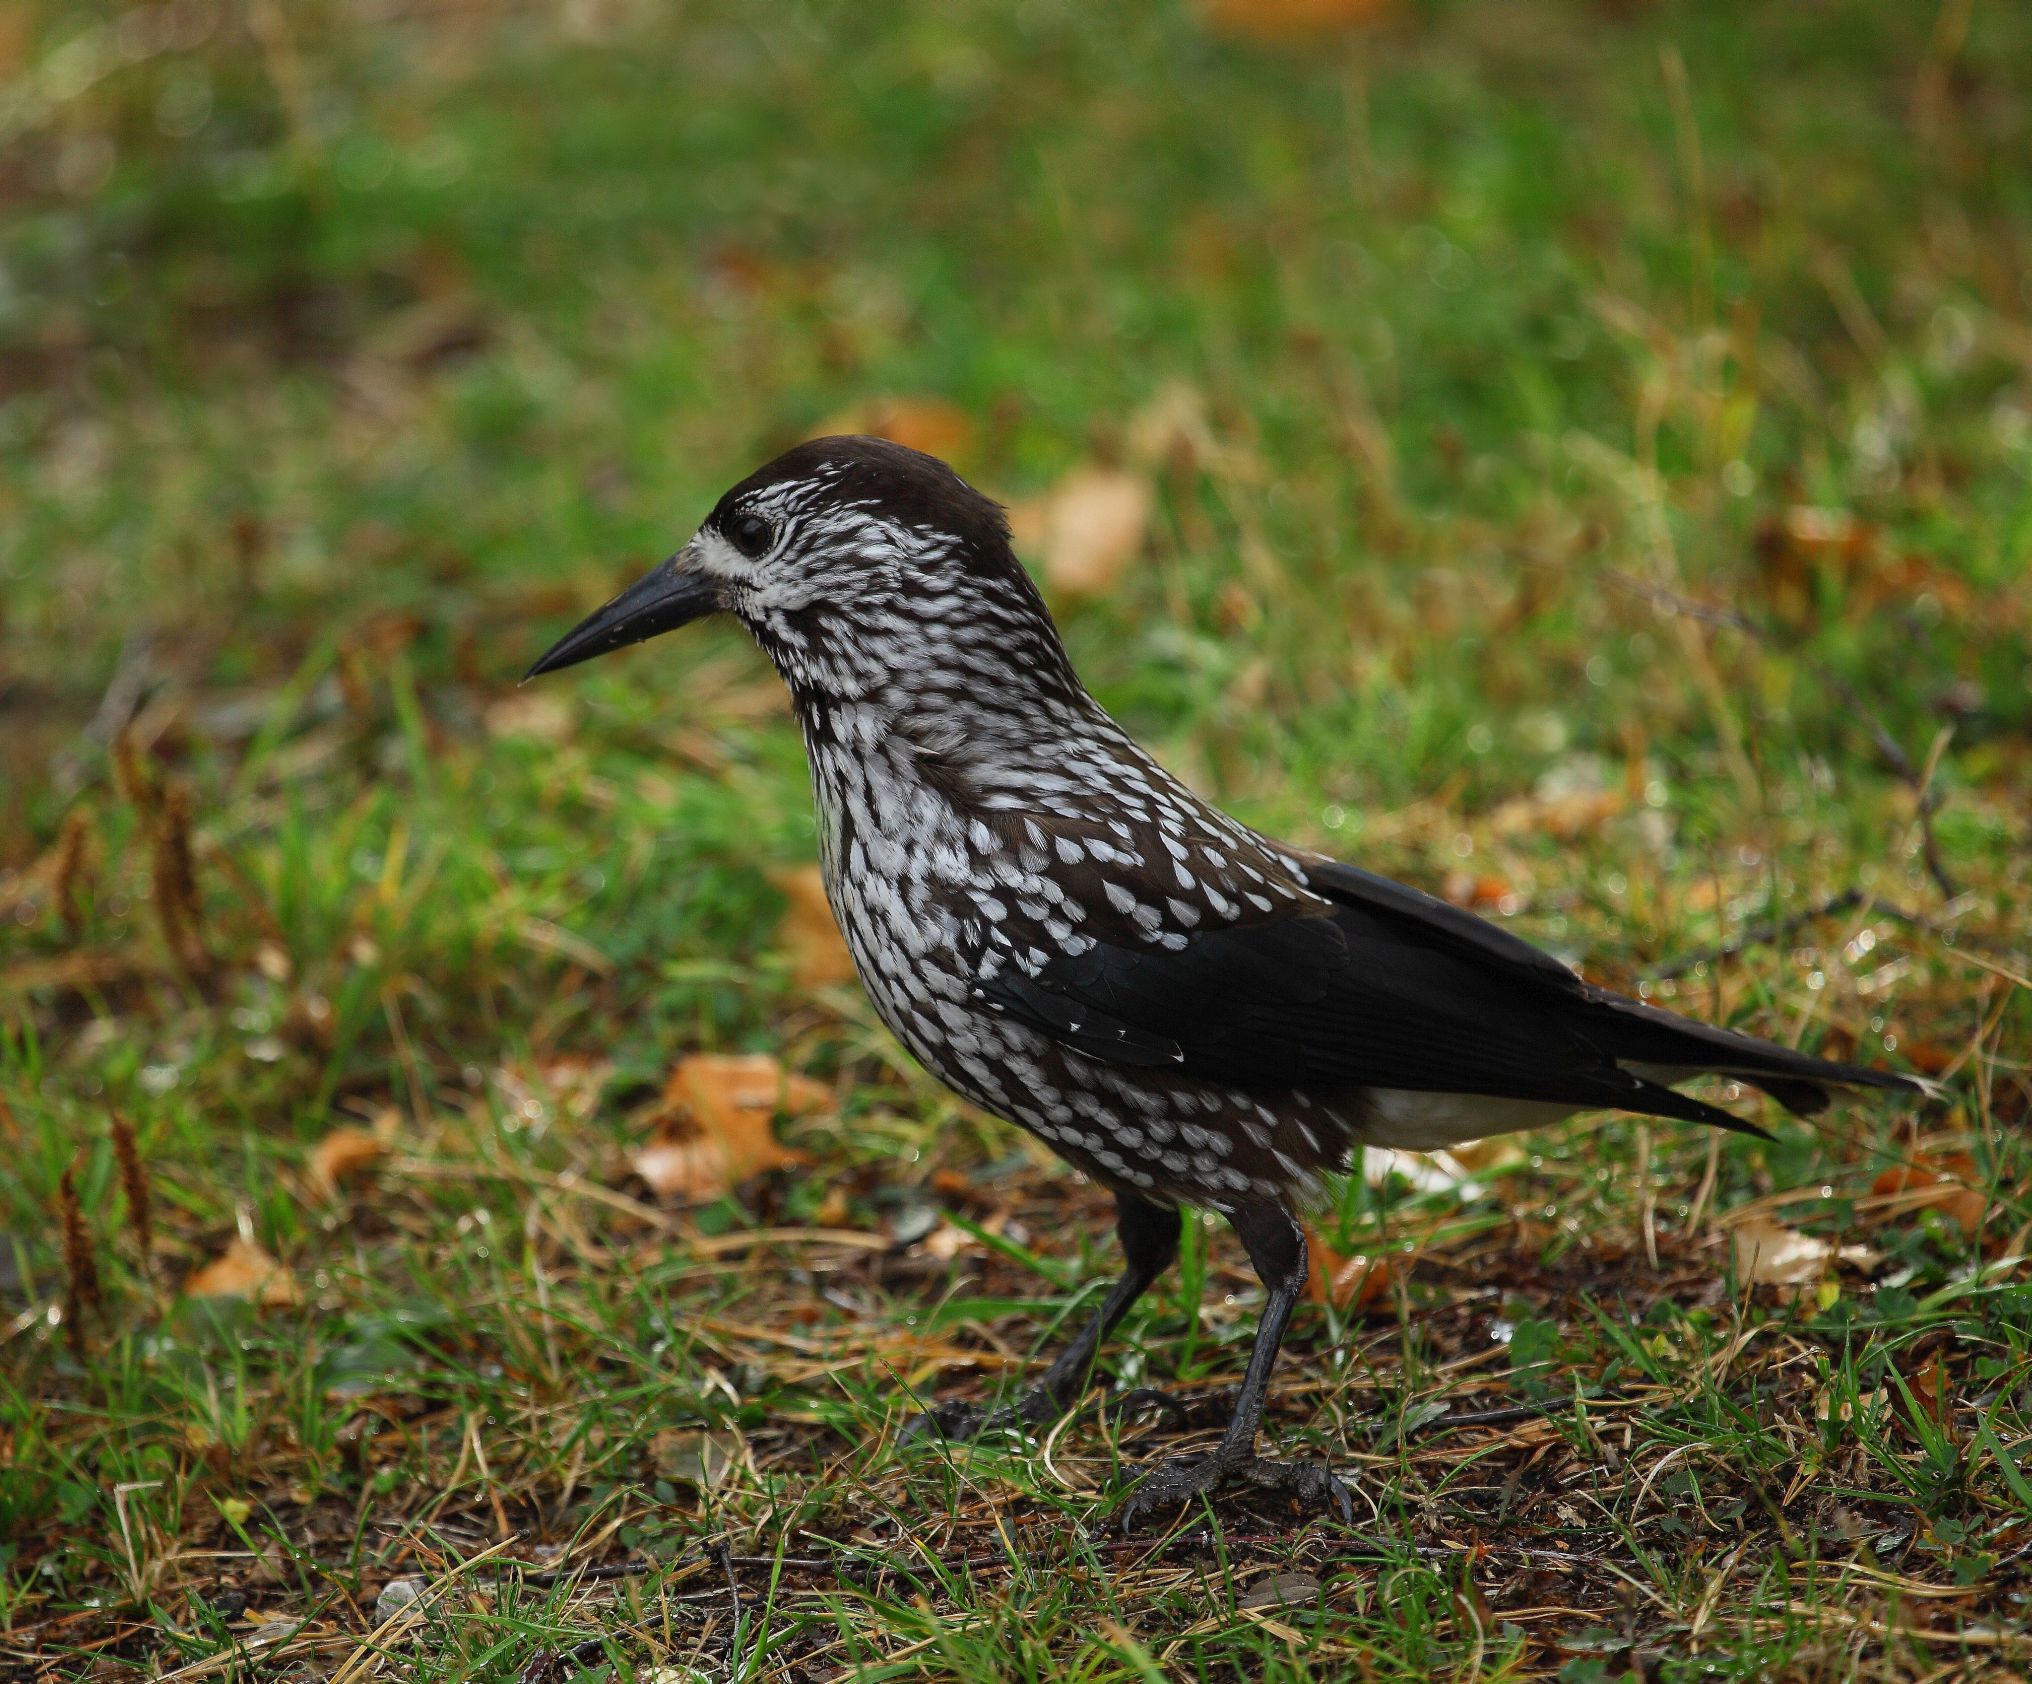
526,436 -> 1081,712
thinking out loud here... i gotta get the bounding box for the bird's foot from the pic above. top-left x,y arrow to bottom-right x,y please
1118,1446 -> 1354,1529
899,1385 -> 1063,1446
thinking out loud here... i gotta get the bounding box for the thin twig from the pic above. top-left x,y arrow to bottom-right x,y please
713,1538 -> 747,1676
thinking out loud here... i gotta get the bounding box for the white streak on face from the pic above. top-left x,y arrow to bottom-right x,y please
687,528 -> 761,587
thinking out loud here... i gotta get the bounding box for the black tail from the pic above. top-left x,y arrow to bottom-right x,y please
1578,983 -> 1922,1120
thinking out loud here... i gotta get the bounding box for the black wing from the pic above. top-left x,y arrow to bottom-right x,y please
976,853 -> 1914,1132
1301,859 -> 1917,1112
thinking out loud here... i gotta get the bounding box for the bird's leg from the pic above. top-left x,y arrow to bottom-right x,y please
904,1193 -> 1181,1444
1118,1201 -> 1352,1527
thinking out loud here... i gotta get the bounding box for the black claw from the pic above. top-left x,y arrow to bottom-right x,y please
899,1387 -> 1064,1447
1117,1451 -> 1354,1530
899,1398 -> 987,1446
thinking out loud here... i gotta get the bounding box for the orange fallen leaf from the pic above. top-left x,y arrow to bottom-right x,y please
1301,1224 -> 1396,1311
185,1238 -> 299,1307
1202,0 -> 1393,41
631,1054 -> 829,1202
770,865 -> 856,989
815,397 -> 974,464
309,1125 -> 387,1197
1871,1154 -> 1987,1236
1898,1039 -> 1959,1077
1442,871 -> 1519,911
1905,1351 -> 1950,1424
1017,466 -> 1155,600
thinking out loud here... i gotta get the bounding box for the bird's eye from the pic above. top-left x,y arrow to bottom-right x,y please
727,511 -> 775,559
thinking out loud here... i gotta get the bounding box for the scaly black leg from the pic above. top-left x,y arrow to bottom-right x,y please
904,1192 -> 1181,1443
1118,1200 -> 1352,1526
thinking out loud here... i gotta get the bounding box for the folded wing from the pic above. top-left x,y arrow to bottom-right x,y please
974,851 -> 1916,1135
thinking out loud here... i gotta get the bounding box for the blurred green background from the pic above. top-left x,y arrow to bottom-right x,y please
3,0 -> 2029,1675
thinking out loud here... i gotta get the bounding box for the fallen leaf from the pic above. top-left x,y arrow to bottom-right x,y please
1905,1352 -> 1949,1424
1871,1154 -> 1987,1236
1302,1224 -> 1396,1311
1815,1383 -> 1885,1426
815,397 -> 974,464
631,1054 -> 829,1201
1360,1146 -> 1471,1195
1729,1216 -> 1876,1288
1202,0 -> 1393,41
651,1428 -> 743,1489
1018,466 -> 1155,599
1731,1217 -> 1830,1285
1444,1135 -> 1529,1175
918,1222 -> 975,1262
308,1125 -> 387,1197
1897,1039 -> 1959,1077
770,865 -> 856,989
185,1238 -> 299,1307
1239,1571 -> 1322,1609
1442,871 -> 1519,911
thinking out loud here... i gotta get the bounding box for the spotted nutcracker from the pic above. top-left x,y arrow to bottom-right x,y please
527,435 -> 1915,1521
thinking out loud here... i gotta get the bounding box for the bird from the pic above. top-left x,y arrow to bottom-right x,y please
526,434 -> 1918,1522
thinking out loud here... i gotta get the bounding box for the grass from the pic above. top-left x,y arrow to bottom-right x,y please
3,0 -> 2030,1677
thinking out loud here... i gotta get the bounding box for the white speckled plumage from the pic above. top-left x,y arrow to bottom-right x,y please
556,434 -> 1910,1216
527,433 -> 1918,1514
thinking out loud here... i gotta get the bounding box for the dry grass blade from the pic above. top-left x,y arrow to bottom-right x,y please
149,779 -> 212,981
50,807 -> 94,935
109,727 -> 158,817
110,1112 -> 154,1280
58,1153 -> 102,1358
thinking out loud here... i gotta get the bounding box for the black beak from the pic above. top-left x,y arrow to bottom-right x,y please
523,551 -> 721,680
